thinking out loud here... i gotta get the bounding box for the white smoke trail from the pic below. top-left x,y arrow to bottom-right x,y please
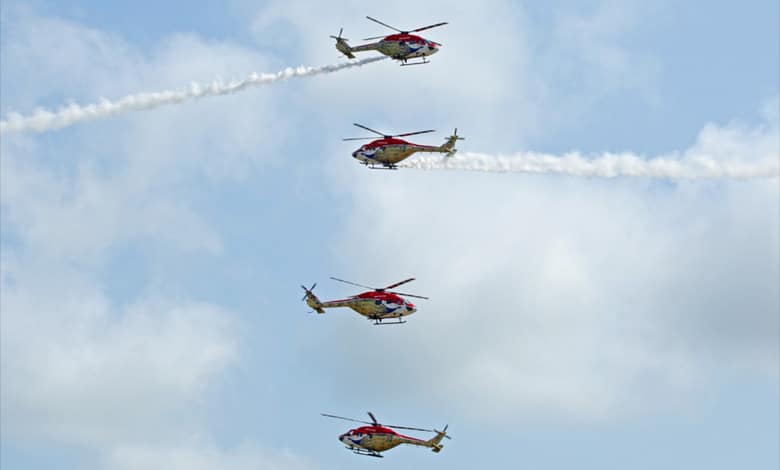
402,151 -> 780,180
1,57 -> 387,134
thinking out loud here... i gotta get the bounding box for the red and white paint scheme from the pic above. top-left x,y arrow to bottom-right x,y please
332,16 -> 447,66
345,123 -> 463,169
322,412 -> 450,458
301,277 -> 428,325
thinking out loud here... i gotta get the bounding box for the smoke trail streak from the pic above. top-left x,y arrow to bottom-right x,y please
402,152 -> 780,180
1,57 -> 387,134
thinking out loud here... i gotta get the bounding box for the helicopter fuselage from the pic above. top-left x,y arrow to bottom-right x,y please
350,33 -> 440,61
352,137 -> 447,167
322,411 -> 448,457
339,426 -> 431,454
319,291 -> 416,320
302,277 -> 428,324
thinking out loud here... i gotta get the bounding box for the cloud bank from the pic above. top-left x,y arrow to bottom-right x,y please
1,9 -> 315,470
319,108 -> 780,422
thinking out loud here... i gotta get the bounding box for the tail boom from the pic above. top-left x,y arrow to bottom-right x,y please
319,299 -> 355,309
333,38 -> 380,59
348,42 -> 381,54
399,427 -> 448,453
414,130 -> 463,156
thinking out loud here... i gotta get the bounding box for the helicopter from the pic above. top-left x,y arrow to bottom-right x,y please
331,16 -> 448,65
322,412 -> 450,458
346,123 -> 463,169
300,277 -> 427,325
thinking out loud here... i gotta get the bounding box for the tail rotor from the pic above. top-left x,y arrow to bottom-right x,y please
442,129 -> 464,156
331,28 -> 355,59
329,28 -> 348,41
434,424 -> 452,440
301,283 -> 325,313
300,282 -> 317,301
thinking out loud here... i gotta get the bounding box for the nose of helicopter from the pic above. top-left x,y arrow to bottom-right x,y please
429,41 -> 441,54
406,302 -> 416,314
339,433 -> 348,444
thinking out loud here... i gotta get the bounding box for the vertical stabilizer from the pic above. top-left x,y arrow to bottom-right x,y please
301,284 -> 325,313
426,425 -> 449,452
439,129 -> 464,156
331,28 -> 355,59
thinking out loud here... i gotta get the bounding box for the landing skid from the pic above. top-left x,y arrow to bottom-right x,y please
346,447 -> 383,458
372,318 -> 407,326
367,164 -> 398,170
360,161 -> 398,170
400,58 -> 430,66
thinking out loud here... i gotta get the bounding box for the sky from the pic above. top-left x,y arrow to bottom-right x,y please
0,1 -> 778,469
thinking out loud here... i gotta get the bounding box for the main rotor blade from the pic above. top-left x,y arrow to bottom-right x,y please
366,16 -> 402,33
343,137 -> 377,141
383,424 -> 437,433
394,129 -> 435,138
384,278 -> 416,289
389,291 -> 429,300
367,411 -> 379,425
411,22 -> 448,33
353,123 -> 386,137
321,413 -> 374,425
330,277 -> 376,290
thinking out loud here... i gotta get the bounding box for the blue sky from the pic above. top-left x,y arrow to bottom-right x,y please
1,1 -> 778,469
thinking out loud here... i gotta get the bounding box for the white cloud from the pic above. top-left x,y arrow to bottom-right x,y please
1,260 -> 237,446
686,96 -> 779,163
0,9 -> 310,470
550,0 -> 659,93
1,148 -> 224,264
0,10 -> 298,265
106,443 -> 313,470
314,105 -> 779,422
1,8 -> 143,110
